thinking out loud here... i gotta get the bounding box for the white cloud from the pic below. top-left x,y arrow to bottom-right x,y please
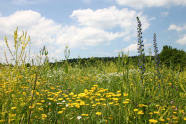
56,26 -> 121,47
168,24 -> 186,45
116,0 -> 186,9
0,10 -> 63,63
176,34 -> 186,45
71,6 -> 151,42
115,43 -> 152,53
123,43 -> 138,52
71,6 -> 149,30
161,11 -> 169,16
0,10 -> 61,46
168,24 -> 186,32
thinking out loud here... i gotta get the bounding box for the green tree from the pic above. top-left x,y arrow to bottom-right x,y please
160,45 -> 186,70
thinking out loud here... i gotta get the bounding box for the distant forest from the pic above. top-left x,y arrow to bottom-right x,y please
49,45 -> 186,69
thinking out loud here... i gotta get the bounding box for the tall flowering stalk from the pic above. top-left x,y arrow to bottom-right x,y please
137,17 -> 145,82
153,33 -> 160,75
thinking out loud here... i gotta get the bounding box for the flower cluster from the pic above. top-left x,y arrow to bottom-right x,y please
137,17 -> 145,81
153,33 -> 160,74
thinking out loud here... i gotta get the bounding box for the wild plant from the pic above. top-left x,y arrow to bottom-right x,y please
4,27 -> 30,66
136,17 -> 145,83
153,33 -> 160,76
64,45 -> 70,73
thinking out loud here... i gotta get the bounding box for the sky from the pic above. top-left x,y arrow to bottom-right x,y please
0,0 -> 186,63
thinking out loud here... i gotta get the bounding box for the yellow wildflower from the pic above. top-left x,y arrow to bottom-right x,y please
123,93 -> 128,96
96,112 -> 101,115
160,118 -> 165,121
82,114 -> 89,116
154,111 -> 159,114
58,111 -> 63,114
11,107 -> 17,110
149,119 -> 158,123
36,103 -> 42,105
134,109 -> 138,112
41,114 -> 47,118
137,110 -> 144,115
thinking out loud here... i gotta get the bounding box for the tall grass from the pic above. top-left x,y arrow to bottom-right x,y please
0,26 -> 186,123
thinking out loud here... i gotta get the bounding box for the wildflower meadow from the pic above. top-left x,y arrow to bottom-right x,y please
0,17 -> 185,124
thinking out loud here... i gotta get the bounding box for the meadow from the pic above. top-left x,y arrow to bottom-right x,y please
0,20 -> 186,123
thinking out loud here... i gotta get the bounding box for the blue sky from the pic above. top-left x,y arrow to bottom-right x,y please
0,0 -> 186,62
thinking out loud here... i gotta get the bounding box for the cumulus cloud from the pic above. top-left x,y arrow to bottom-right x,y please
116,0 -> 186,9
168,24 -> 186,45
0,10 -> 63,62
115,43 -> 152,53
71,6 -> 151,42
56,26 -> 121,47
71,6 -> 149,30
122,43 -> 137,52
168,24 -> 186,32
0,10 -> 61,47
176,34 -> 186,45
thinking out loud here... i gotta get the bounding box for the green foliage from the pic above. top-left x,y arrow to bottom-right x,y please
160,45 -> 186,70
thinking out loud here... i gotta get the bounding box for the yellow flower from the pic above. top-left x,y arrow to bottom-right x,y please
36,103 -> 42,105
58,111 -> 63,114
96,112 -> 102,115
100,98 -> 106,101
47,98 -> 54,101
58,98 -> 63,101
137,110 -> 144,115
123,93 -> 128,96
149,119 -> 158,123
139,104 -> 144,107
109,102 -> 114,105
123,101 -> 129,104
109,117 -> 113,119
10,114 -> 16,117
149,112 -> 153,115
11,107 -> 17,110
69,92 -> 74,96
154,111 -> 159,114
29,106 -> 34,109
82,114 -> 89,116
38,108 -> 43,111
167,118 -> 170,120
41,114 -> 47,118
134,109 -> 138,112
112,98 -> 119,101
50,87 -> 55,89
160,118 -> 165,121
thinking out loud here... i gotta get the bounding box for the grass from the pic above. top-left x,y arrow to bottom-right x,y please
0,28 -> 186,124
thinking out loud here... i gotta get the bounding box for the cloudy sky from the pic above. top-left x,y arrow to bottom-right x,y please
0,0 -> 186,62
